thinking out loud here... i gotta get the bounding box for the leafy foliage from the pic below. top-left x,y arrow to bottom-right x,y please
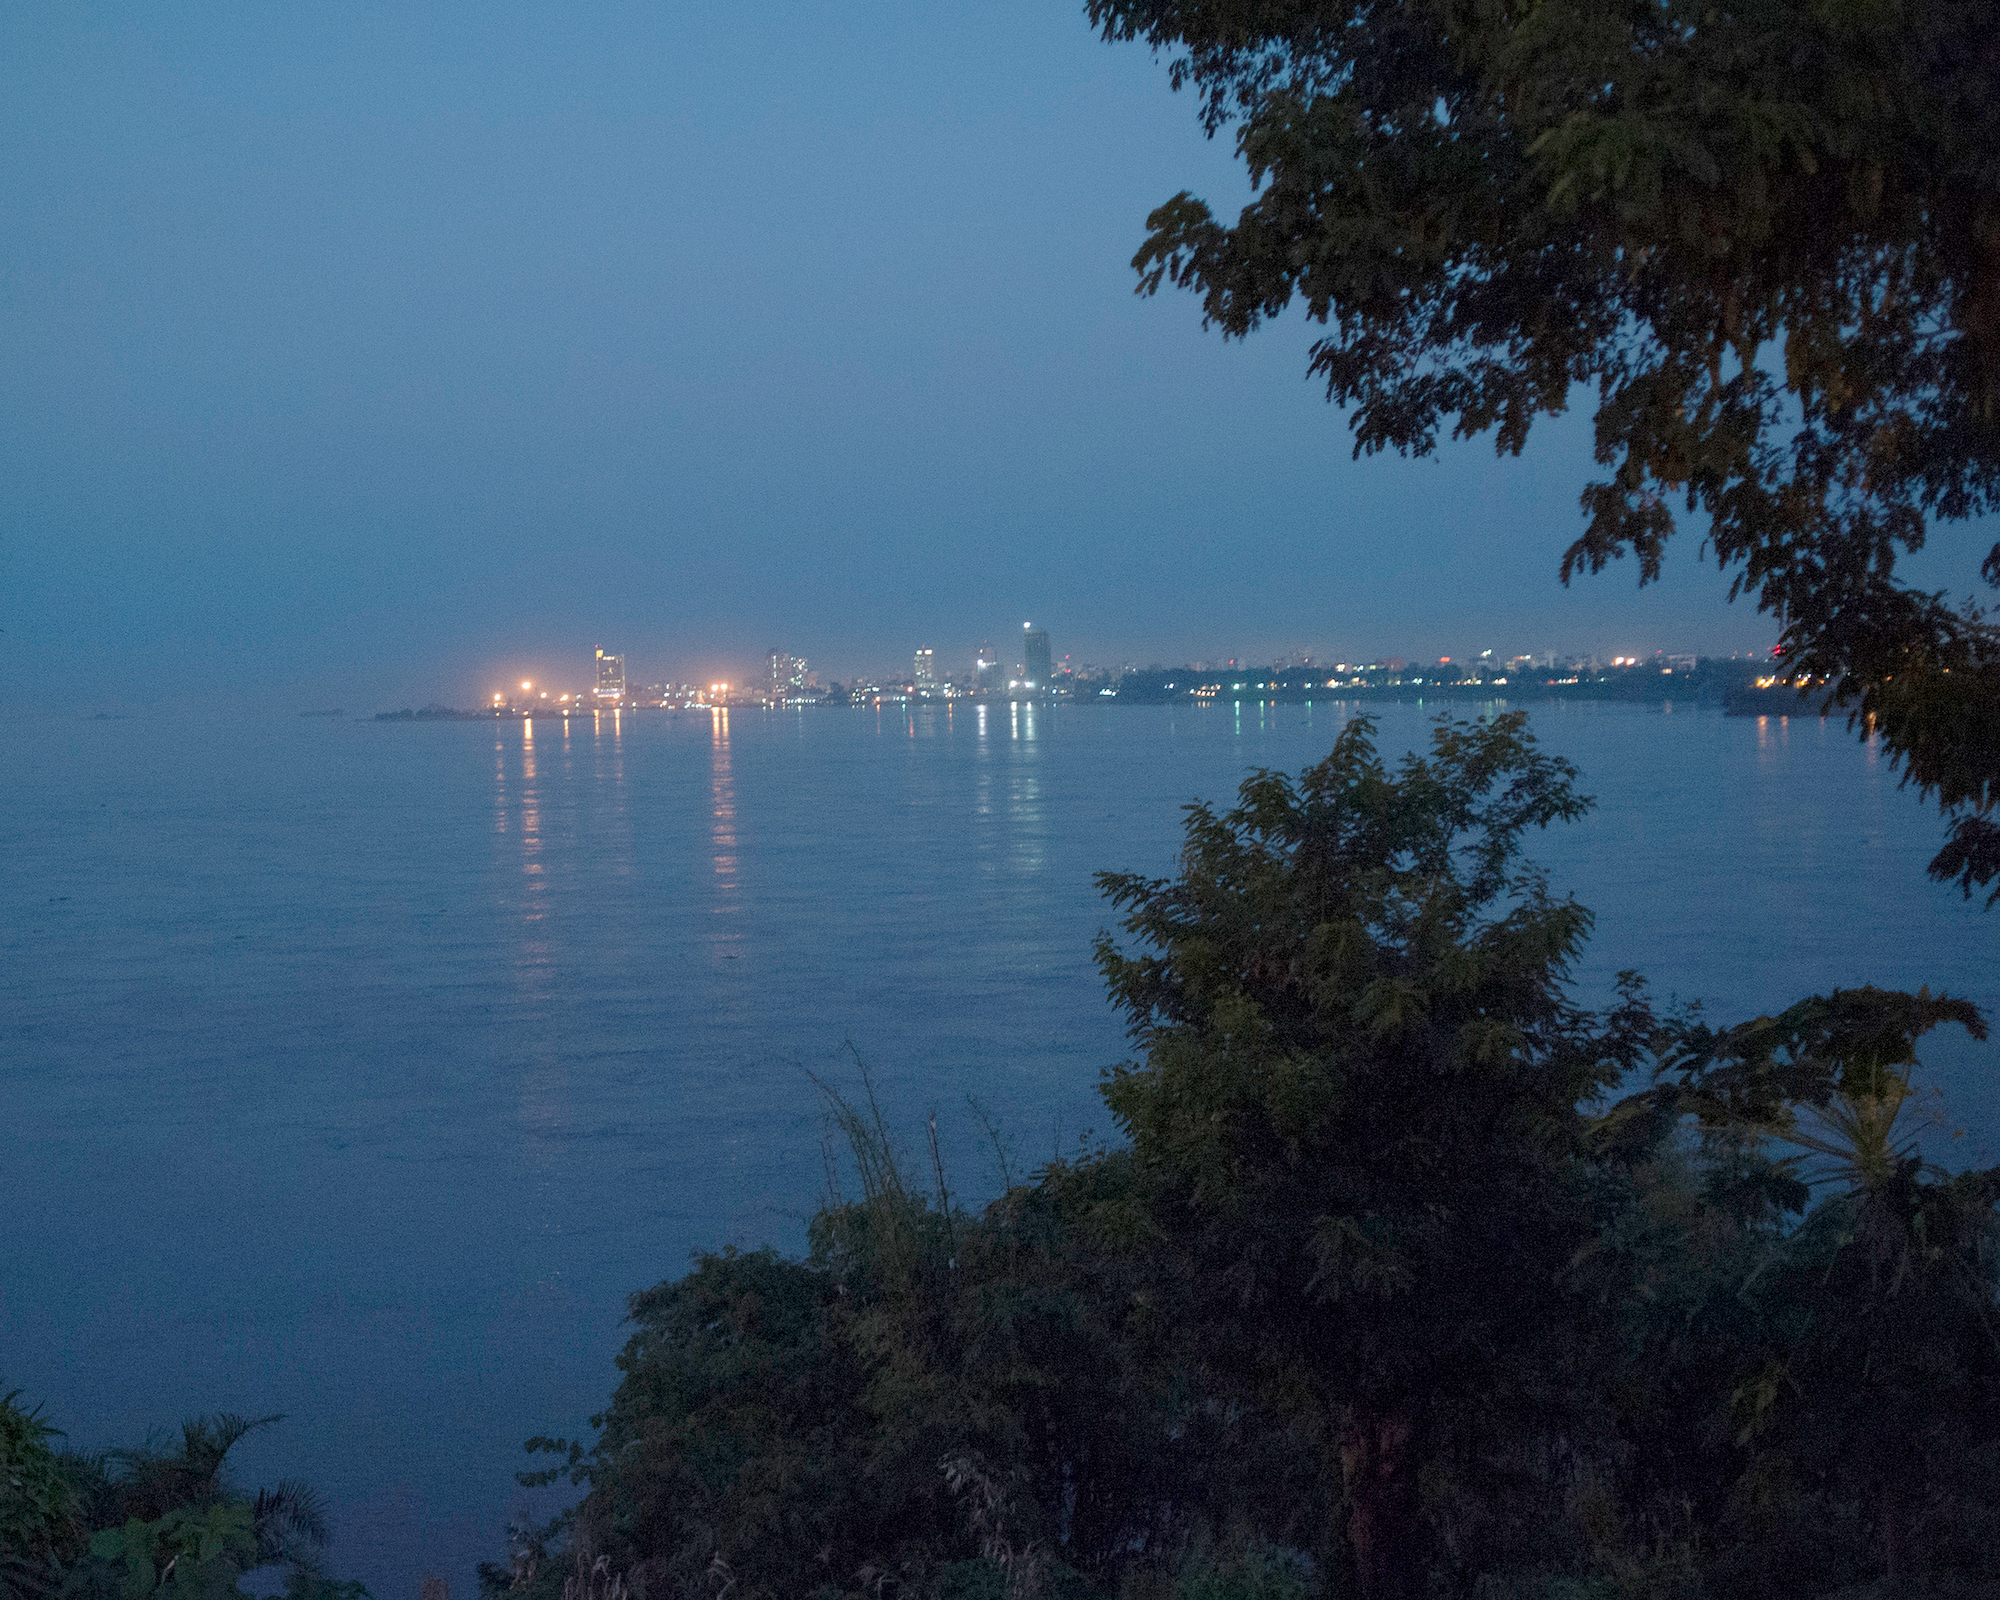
80,1507 -> 259,1600
489,1108 -> 1308,1600
2,1390 -> 82,1600
0,1406 -> 364,1600
1089,0 -> 2000,899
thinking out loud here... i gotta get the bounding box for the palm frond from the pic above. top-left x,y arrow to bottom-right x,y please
254,1478 -> 331,1558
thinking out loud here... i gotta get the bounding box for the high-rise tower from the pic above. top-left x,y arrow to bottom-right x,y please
1022,624 -> 1052,690
767,649 -> 808,696
594,648 -> 626,701
913,647 -> 936,688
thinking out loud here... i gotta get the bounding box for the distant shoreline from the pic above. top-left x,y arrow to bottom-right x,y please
367,684 -> 1818,721
367,659 -> 1816,721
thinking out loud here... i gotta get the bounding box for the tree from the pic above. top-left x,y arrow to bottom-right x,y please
40,1413 -> 362,1600
1089,0 -> 2000,901
1092,713 -> 1661,1598
1649,987 -> 2000,1589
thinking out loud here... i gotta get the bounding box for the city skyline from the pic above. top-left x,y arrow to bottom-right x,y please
467,631 -> 1769,716
368,609 -> 1789,716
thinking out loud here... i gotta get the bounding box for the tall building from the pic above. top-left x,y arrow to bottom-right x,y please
1022,624 -> 1052,690
974,642 -> 1001,694
594,648 -> 626,701
767,649 -> 809,696
913,647 -> 936,688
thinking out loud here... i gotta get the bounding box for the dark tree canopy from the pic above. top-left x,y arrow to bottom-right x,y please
1090,0 -> 2000,899
1093,714 -> 1661,1597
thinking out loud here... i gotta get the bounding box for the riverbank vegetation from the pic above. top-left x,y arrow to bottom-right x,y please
482,714 -> 2000,1600
0,1403 -> 367,1600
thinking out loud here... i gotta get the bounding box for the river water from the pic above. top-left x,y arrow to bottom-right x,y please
4,699 -> 1995,1596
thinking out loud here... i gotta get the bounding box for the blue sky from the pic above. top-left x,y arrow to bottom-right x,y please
1,0 -> 1934,709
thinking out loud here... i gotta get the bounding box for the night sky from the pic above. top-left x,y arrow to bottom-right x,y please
6,2 -> 1971,710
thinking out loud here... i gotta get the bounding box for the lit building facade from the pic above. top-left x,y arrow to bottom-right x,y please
595,649 -> 626,700
913,647 -> 936,687
767,649 -> 809,696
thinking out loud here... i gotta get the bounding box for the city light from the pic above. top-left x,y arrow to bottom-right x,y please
444,633 -> 1735,723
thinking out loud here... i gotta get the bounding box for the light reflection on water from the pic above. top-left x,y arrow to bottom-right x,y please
709,708 -> 740,962
1008,706 -> 1045,876
2,700 -> 1996,1600
512,719 -> 563,1175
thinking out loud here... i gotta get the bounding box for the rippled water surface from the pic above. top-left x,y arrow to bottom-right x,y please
5,699 -> 1996,1595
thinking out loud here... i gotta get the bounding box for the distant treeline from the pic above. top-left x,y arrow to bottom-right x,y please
1108,658 -> 1774,708
374,705 -> 496,721
484,716 -> 2000,1600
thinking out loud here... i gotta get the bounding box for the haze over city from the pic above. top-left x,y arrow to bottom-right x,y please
0,2 -> 1849,716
